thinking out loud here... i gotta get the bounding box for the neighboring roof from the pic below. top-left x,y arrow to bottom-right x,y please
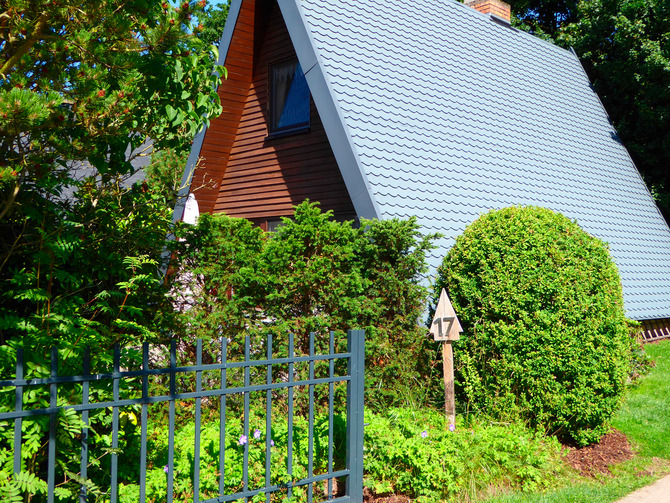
63,141 -> 153,200
189,0 -> 670,320
277,0 -> 670,320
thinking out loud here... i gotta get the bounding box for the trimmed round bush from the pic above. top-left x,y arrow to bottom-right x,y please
433,206 -> 632,446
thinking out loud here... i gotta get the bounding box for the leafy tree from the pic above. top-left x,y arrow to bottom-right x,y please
196,0 -> 230,48
144,147 -> 190,207
506,0 -> 579,36
0,2 -> 224,498
433,206 -> 633,446
1,0 -> 223,210
558,0 -> 670,219
0,0 -> 224,349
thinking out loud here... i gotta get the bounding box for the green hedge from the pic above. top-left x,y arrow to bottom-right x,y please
171,201 -> 440,409
433,206 -> 633,446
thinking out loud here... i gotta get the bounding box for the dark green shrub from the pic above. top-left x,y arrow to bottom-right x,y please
171,201 -> 440,409
433,206 -> 632,446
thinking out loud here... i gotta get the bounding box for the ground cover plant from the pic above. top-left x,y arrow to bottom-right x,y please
433,206 -> 634,446
363,408 -> 566,502
114,410 -> 348,503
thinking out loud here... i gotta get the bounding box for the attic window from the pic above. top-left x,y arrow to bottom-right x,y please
266,219 -> 284,233
268,59 -> 310,137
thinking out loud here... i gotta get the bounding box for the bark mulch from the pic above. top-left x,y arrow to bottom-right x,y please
364,488 -> 411,503
565,429 -> 634,477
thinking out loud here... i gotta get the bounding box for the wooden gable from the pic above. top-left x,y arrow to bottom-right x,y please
191,0 -> 356,227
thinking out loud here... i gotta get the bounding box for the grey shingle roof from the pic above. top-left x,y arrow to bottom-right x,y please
279,0 -> 670,320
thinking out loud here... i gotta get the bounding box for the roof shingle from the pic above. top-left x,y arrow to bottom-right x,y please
281,0 -> 670,320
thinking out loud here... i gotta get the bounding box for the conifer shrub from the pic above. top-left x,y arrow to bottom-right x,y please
171,201 -> 440,409
433,206 -> 633,446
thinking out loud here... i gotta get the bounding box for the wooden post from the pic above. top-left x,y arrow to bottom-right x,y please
442,341 -> 455,425
431,289 -> 462,427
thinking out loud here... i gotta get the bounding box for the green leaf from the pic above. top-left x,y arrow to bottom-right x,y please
166,105 -> 177,122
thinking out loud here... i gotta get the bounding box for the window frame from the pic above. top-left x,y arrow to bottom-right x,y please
267,57 -> 311,138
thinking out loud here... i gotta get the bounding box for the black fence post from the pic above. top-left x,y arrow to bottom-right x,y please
13,347 -> 23,478
346,329 -> 365,502
47,346 -> 58,503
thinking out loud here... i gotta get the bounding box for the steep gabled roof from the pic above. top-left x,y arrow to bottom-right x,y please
184,0 -> 670,320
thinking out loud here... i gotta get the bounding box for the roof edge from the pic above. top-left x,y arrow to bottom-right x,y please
454,0 -> 573,55
568,47 -> 670,234
172,0 -> 244,223
278,0 -> 382,221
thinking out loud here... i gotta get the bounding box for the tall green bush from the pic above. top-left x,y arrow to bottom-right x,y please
0,0 -> 223,350
433,206 -> 632,446
171,201 -> 440,409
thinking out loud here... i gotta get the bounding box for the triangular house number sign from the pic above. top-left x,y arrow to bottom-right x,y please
431,288 -> 463,342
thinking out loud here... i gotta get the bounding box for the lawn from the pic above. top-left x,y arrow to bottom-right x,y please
480,339 -> 670,503
613,341 -> 670,459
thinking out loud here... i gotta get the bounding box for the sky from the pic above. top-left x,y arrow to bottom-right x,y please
170,0 -> 229,5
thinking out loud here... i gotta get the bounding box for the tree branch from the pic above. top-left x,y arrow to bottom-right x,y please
0,181 -> 19,221
0,11 -> 49,78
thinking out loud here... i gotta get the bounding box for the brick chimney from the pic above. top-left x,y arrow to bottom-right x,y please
465,0 -> 511,24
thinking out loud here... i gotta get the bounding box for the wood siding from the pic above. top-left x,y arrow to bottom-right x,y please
207,0 -> 355,222
190,0 -> 257,216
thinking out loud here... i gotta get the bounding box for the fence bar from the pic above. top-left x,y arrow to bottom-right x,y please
13,347 -> 23,477
265,334 -> 272,503
199,469 -> 352,503
1,375 -> 352,420
168,340 -> 176,503
243,336 -> 251,501
0,352 -> 353,389
79,347 -> 90,503
194,339 -> 203,503
346,330 -> 365,503
2,375 -> 354,421
219,337 -> 227,496
287,332 -> 294,500
308,332 -> 315,503
47,346 -> 58,503
111,345 -> 120,503
328,332 -> 335,500
140,343 -> 149,503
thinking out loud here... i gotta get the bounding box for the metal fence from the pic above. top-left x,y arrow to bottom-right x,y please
0,330 -> 365,503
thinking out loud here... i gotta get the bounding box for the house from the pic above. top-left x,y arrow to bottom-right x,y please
176,0 -> 670,340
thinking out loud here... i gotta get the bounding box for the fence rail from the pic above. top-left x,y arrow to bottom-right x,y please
1,330 -> 365,503
640,318 -> 670,343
